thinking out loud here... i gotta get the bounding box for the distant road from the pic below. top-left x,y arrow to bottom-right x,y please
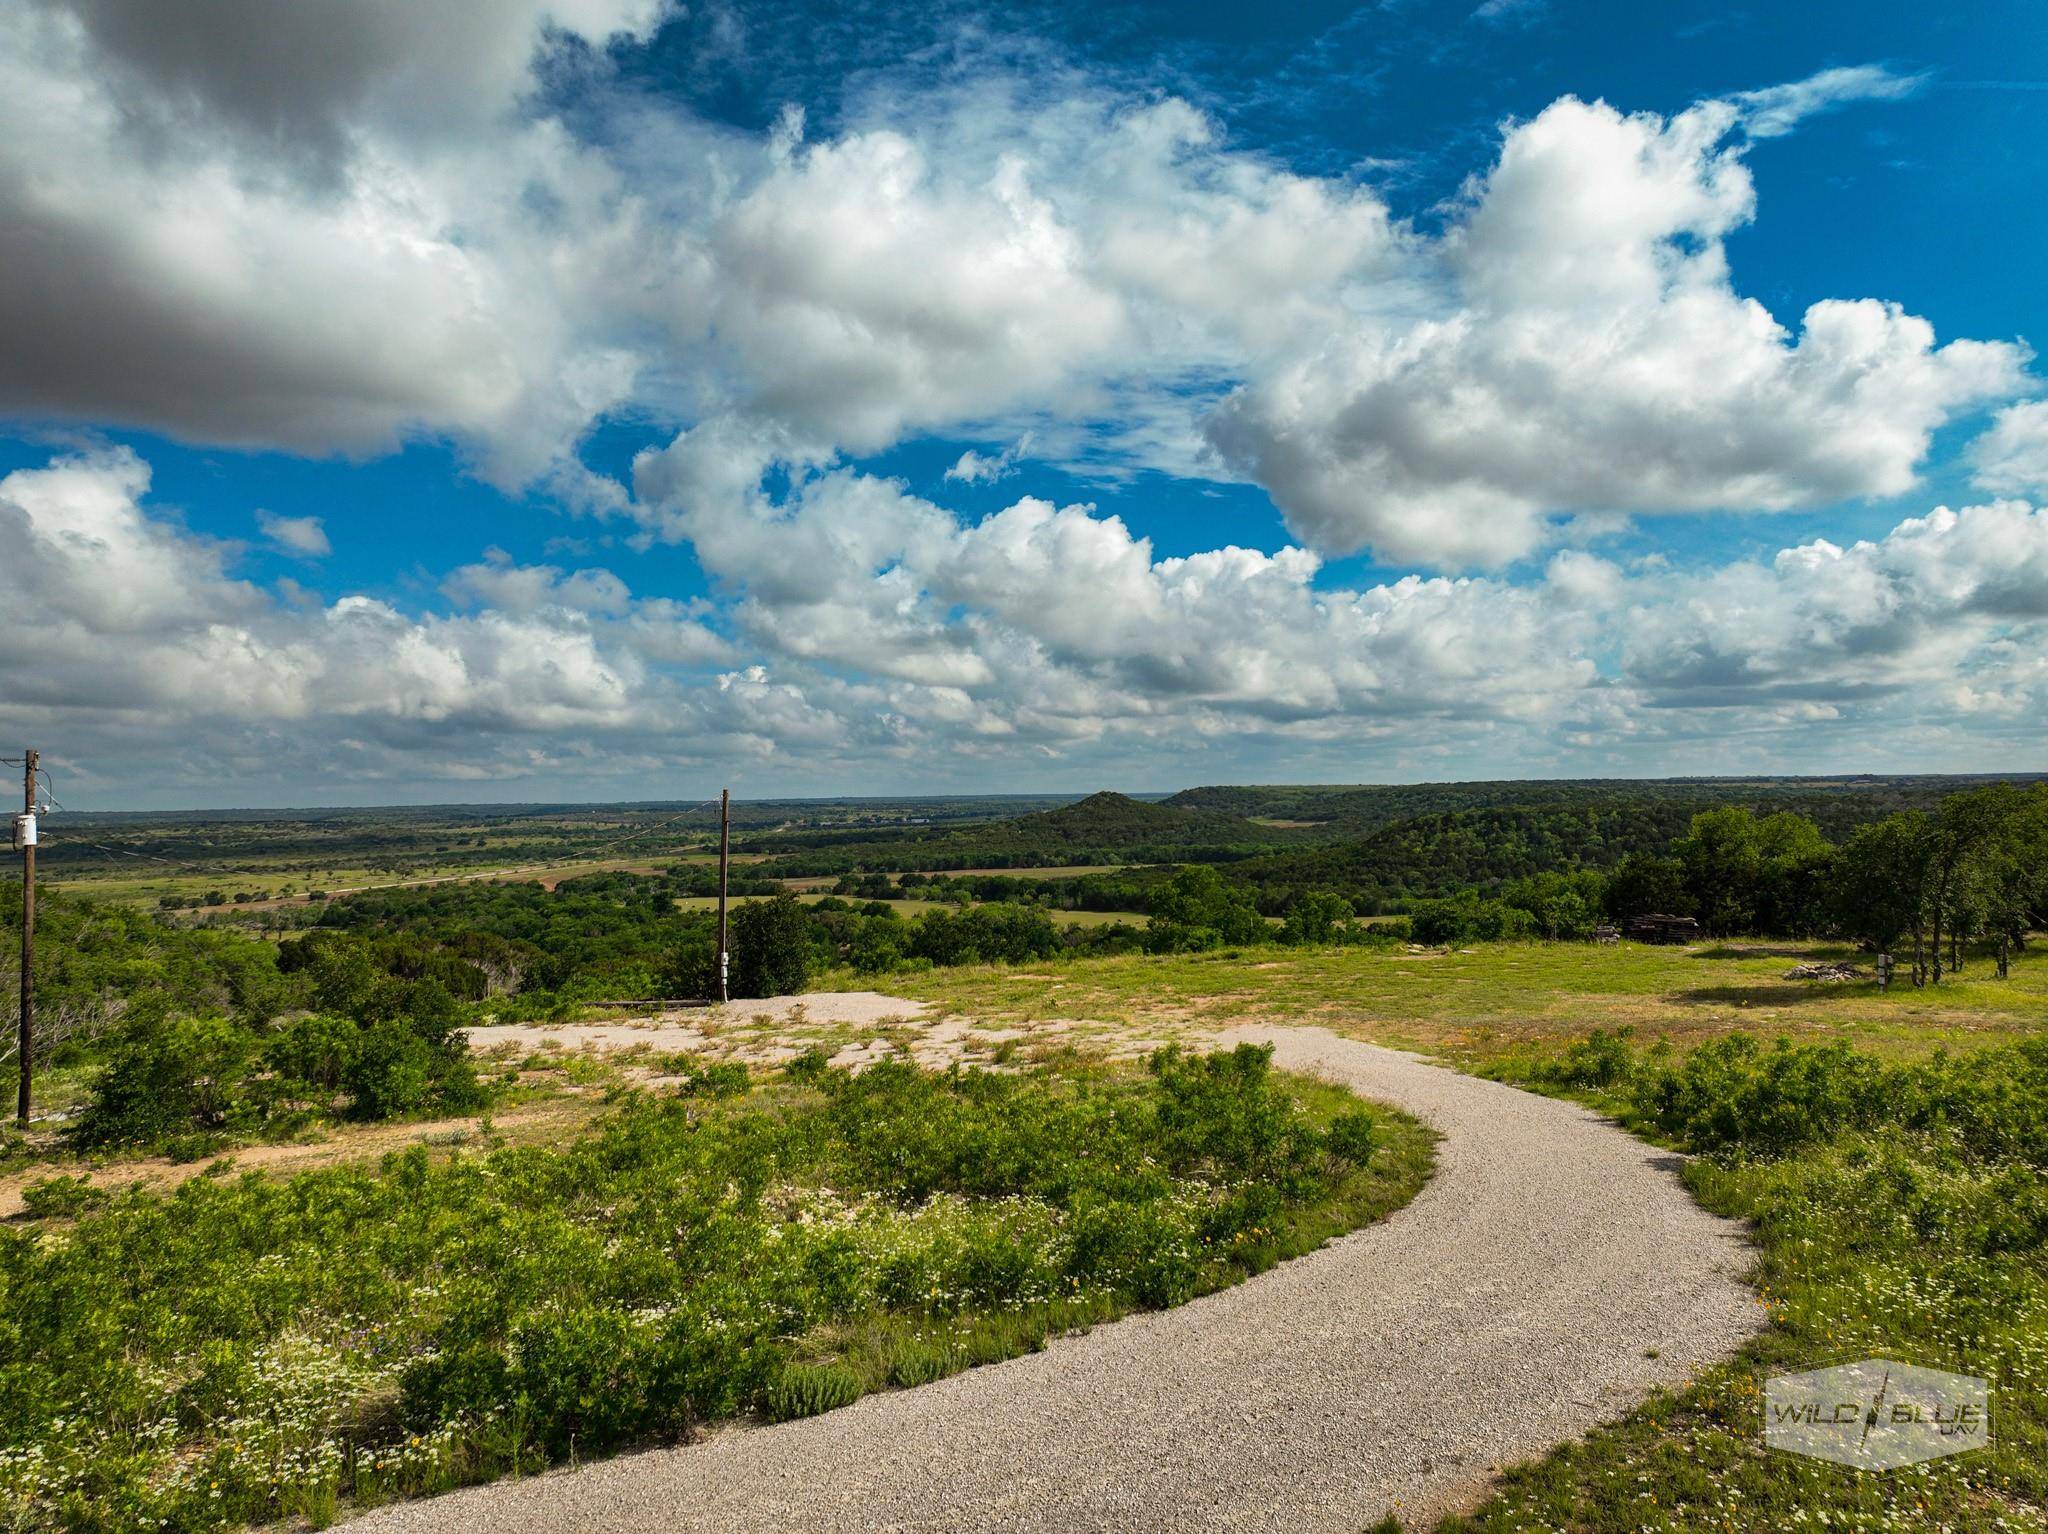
348,1025 -> 1758,1533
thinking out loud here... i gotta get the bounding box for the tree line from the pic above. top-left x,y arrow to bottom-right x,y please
1399,785 -> 2048,977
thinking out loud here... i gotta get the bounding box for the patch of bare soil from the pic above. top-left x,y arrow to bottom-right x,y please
470,992 -> 958,1071
0,1099 -> 593,1219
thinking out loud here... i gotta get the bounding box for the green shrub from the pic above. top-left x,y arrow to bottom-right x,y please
1633,1036 -> 1891,1156
345,1019 -> 440,1119
1409,895 -> 1534,946
266,1013 -> 361,1095
1522,1030 -> 2048,1169
1279,890 -> 1352,945
344,1019 -> 486,1121
1144,867 -> 1268,954
785,1045 -> 833,1085
908,904 -> 1061,966
731,894 -> 813,997
1325,1108 -> 1378,1166
1538,1027 -> 1640,1091
765,1361 -> 865,1421
658,934 -> 716,998
678,1060 -> 750,1099
70,1013 -> 259,1148
1148,1043 -> 1289,1177
885,1337 -> 956,1387
19,1175 -> 105,1218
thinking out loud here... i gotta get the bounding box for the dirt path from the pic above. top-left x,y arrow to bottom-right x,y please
348,1025 -> 1758,1533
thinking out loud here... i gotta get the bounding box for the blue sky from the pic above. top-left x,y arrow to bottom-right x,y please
1,1 -> 2045,806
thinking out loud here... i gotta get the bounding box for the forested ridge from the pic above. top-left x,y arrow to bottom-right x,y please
753,791 -> 1291,875
1210,795 -> 1921,909
1166,774 -> 2043,837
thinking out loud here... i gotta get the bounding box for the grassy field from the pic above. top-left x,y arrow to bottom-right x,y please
860,938 -> 2048,1063
859,939 -> 2048,1534
49,855 -> 711,910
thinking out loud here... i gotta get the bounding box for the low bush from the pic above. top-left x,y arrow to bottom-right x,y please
18,1176 -> 105,1219
766,1362 -> 866,1422
1614,1033 -> 2048,1164
677,1060 -> 751,1099
1409,894 -> 1534,946
1530,1026 -> 1641,1092
1633,1035 -> 1890,1156
71,1005 -> 491,1153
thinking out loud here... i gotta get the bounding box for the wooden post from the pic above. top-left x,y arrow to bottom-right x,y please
17,749 -> 34,1126
716,788 -> 730,1004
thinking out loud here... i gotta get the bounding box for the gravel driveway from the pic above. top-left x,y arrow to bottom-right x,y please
349,1025 -> 1758,1533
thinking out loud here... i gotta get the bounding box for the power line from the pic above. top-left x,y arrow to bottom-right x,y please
69,841 -> 219,876
576,798 -> 724,855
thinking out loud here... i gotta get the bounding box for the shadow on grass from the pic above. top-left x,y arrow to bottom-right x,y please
1674,982 -> 1872,1007
1691,943 -> 1861,961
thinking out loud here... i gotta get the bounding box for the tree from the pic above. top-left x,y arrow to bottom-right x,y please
1281,890 -> 1353,946
1409,893 -> 1533,945
908,904 -> 1061,966
345,1019 -> 439,1120
1501,870 -> 1605,940
1753,812 -> 1837,937
731,894 -> 813,998
1924,787 -> 2019,983
1678,808 -> 1763,936
659,932 -> 717,997
1146,866 -> 1268,953
267,1013 -> 362,1096
1962,786 -> 2048,979
1604,853 -> 1691,922
848,918 -> 905,974
1833,813 -> 1933,957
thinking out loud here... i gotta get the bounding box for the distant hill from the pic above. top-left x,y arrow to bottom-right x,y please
1222,802 -> 1702,909
743,774 -> 2048,885
1169,775 -> 2048,840
1004,790 -> 1260,846
752,791 -> 1286,875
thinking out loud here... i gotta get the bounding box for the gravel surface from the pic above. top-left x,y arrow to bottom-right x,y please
349,1025 -> 1758,1533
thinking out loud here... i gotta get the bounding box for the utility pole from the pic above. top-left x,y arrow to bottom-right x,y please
716,788 -> 730,1004
16,749 -> 34,1127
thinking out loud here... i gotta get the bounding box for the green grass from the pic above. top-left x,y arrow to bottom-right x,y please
859,938 -> 2048,1061
49,855 -> 683,911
